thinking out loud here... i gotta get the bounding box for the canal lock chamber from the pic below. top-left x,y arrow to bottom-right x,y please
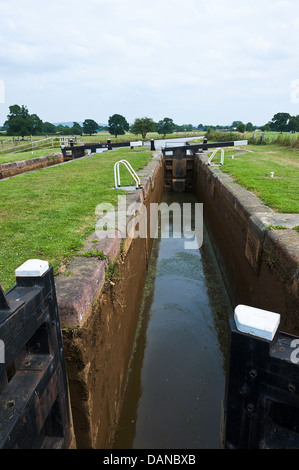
113,149 -> 235,449
113,144 -> 299,449
59,145 -> 298,449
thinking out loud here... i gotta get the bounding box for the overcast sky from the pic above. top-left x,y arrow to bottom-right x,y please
1,0 -> 299,127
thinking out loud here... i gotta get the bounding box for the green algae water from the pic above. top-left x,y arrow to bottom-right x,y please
113,192 -> 233,449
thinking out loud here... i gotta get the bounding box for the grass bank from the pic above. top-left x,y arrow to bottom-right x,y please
0,147 -> 151,292
207,144 -> 299,213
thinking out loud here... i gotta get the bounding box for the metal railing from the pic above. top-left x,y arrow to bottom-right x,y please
114,160 -> 141,189
207,147 -> 224,166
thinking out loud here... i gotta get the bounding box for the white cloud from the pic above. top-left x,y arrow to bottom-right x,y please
1,0 -> 299,125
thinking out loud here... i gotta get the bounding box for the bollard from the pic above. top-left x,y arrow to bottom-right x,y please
203,137 -> 208,151
222,305 -> 299,449
150,139 -> 155,151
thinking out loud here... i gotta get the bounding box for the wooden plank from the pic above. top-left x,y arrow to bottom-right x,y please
0,355 -> 54,448
0,302 -> 51,371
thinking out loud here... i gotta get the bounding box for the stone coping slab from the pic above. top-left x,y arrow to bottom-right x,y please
0,152 -> 63,179
254,212 -> 299,229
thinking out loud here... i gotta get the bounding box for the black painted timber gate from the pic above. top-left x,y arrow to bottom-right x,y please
0,260 -> 73,449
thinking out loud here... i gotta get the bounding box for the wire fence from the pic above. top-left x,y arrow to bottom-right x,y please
0,136 -> 82,154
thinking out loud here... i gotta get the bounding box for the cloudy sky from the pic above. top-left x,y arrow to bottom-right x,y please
0,0 -> 299,127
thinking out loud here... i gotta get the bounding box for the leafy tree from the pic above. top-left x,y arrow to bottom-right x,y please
245,122 -> 254,131
71,122 -> 83,135
83,119 -> 99,135
42,121 -> 57,134
155,117 -> 175,137
183,124 -> 194,131
4,104 -> 30,137
287,115 -> 299,133
108,114 -> 129,138
173,123 -> 194,132
260,122 -> 272,132
172,123 -> 183,132
4,104 -> 43,138
56,124 -> 72,135
270,112 -> 291,132
130,117 -> 155,139
231,121 -> 243,129
31,114 -> 43,135
237,123 -> 246,133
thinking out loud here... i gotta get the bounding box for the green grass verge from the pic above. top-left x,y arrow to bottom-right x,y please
209,145 -> 299,213
0,147 -> 151,292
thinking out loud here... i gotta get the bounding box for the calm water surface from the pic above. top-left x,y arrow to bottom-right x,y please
113,192 -> 233,449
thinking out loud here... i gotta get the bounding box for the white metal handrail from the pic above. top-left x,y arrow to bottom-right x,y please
114,160 -> 141,189
207,147 -> 224,166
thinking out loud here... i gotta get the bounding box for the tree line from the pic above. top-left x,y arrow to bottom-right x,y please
1,105 -> 103,138
199,113 -> 299,134
1,105 -> 197,140
197,121 -> 257,133
3,105 -> 297,140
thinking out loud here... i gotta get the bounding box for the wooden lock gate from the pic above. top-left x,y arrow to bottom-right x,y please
222,305 -> 299,449
0,260 -> 73,449
162,139 -> 248,192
